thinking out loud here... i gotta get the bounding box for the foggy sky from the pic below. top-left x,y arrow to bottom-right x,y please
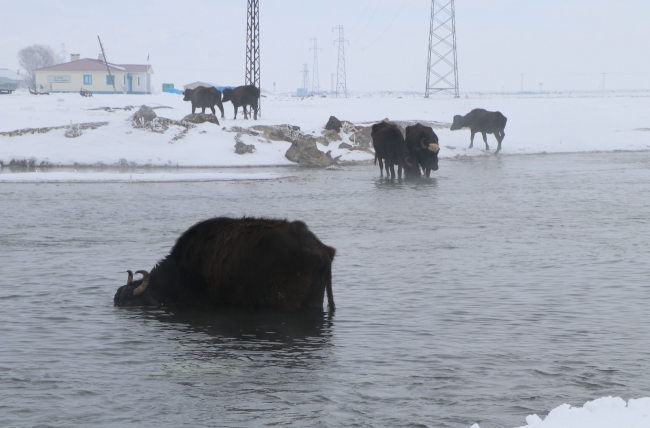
2,0 -> 649,93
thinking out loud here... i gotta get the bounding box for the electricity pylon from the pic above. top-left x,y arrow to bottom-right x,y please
245,0 -> 261,116
310,38 -> 321,95
425,0 -> 459,98
333,25 -> 348,98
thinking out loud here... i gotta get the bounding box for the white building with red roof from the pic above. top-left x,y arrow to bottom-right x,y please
34,54 -> 153,94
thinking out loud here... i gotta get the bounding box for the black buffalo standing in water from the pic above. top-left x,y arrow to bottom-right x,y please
371,121 -> 420,179
114,217 -> 336,311
404,124 -> 440,178
182,86 -> 225,118
221,85 -> 260,120
450,108 -> 507,154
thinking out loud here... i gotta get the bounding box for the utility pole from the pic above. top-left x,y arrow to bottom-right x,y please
97,36 -> 117,93
333,25 -> 348,98
425,0 -> 459,98
245,0 -> 261,117
310,38 -> 321,95
301,64 -> 310,93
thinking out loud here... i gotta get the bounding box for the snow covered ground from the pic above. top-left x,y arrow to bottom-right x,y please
470,396 -> 650,428
1,90 -> 649,175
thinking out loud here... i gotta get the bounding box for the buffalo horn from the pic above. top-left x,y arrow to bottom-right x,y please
419,138 -> 428,150
126,270 -> 133,285
428,143 -> 440,153
132,270 -> 150,297
404,157 -> 413,167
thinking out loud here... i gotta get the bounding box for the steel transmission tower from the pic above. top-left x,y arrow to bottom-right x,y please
301,64 -> 310,92
310,38 -> 321,95
425,0 -> 459,98
245,0 -> 261,116
333,25 -> 348,98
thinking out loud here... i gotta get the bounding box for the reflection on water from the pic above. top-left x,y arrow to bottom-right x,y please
1,152 -> 650,427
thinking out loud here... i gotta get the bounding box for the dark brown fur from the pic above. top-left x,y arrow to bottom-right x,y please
405,124 -> 440,178
450,108 -> 507,154
371,121 -> 420,179
114,217 -> 336,311
221,85 -> 261,120
183,86 -> 225,118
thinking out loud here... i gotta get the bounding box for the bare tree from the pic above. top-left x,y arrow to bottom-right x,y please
17,44 -> 59,87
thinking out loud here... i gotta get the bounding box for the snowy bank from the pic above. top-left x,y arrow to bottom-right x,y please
1,91 -> 649,169
0,171 -> 291,183
470,396 -> 650,428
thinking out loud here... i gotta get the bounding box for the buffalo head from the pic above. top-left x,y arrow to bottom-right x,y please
221,88 -> 233,103
114,270 -> 158,307
418,138 -> 440,172
182,89 -> 194,102
450,115 -> 464,131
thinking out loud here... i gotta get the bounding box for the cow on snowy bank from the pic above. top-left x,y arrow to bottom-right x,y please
450,109 -> 507,154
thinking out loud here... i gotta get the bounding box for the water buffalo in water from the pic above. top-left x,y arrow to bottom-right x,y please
405,124 -> 440,178
371,121 -> 420,179
183,86 -> 225,118
221,85 -> 260,120
114,217 -> 336,311
450,108 -> 507,154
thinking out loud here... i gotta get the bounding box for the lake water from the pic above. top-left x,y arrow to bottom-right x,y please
2,151 -> 650,427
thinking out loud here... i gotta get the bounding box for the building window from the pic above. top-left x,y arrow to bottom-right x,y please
106,75 -> 115,85
83,75 -> 92,85
138,76 -> 141,86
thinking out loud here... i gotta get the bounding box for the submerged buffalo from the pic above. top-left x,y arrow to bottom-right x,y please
182,86 -> 225,118
450,108 -> 507,154
371,121 -> 420,179
114,217 -> 336,311
404,124 -> 440,177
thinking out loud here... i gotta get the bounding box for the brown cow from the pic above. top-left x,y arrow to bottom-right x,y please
221,85 -> 260,120
183,86 -> 225,118
114,217 -> 336,311
405,124 -> 440,178
450,108 -> 507,154
371,121 -> 419,179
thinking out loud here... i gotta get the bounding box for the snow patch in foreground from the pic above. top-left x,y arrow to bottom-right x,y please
0,172 -> 292,183
471,397 -> 650,428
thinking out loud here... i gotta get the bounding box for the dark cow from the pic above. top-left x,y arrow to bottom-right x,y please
371,121 -> 420,179
182,86 -> 225,118
450,108 -> 507,154
221,85 -> 260,120
405,124 -> 440,178
114,217 -> 336,311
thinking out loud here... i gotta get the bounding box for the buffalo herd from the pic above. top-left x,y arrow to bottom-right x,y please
183,84 -> 260,120
113,100 -> 507,312
372,108 -> 507,178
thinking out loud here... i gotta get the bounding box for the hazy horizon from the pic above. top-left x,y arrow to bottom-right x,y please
2,0 -> 650,93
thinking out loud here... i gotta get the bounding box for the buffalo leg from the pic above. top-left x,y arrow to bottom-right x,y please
482,132 -> 490,150
201,107 -> 206,114
233,105 -> 238,119
388,163 -> 396,179
216,101 -> 225,119
192,105 -> 196,114
378,158 -> 384,176
243,105 -> 249,120
469,131 -> 475,149
210,106 -> 216,116
398,165 -> 403,179
425,167 -> 431,178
